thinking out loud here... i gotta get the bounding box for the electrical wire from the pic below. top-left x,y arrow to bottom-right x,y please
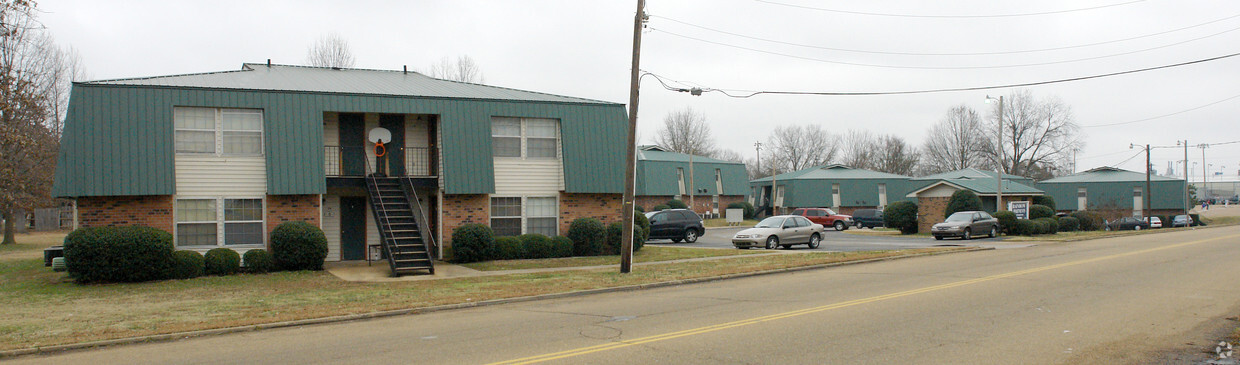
1112,150 -> 1146,167
641,51 -> 1240,97
650,25 -> 1240,70
652,13 -> 1240,57
1081,92 -> 1240,127
753,0 -> 1145,19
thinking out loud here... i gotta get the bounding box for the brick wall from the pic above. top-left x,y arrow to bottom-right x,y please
441,194 -> 489,248
560,193 -> 623,233
77,195 -> 174,232
917,197 -> 951,233
635,195 -> 674,212
266,194 -> 321,237
637,195 -> 747,217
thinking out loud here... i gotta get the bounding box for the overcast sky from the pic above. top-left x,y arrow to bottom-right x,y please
40,0 -> 1240,180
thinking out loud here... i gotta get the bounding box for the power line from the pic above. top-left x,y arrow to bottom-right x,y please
643,51 -> 1240,97
754,0 -> 1145,19
1112,149 -> 1146,167
650,24 -> 1240,70
652,13 -> 1240,57
1081,92 -> 1240,127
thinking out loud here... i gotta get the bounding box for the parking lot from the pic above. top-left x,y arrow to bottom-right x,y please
647,226 -> 1002,252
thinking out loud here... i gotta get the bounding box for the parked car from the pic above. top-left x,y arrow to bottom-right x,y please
1171,215 -> 1194,228
1144,216 -> 1162,229
645,209 -> 704,243
1106,216 -> 1150,231
851,209 -> 884,229
932,211 -> 1000,240
732,215 -> 824,249
790,207 -> 854,231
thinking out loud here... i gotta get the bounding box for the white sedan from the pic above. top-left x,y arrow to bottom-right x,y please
732,215 -> 825,249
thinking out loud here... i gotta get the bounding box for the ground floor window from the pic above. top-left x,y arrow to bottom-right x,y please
490,195 -> 558,236
176,197 -> 264,247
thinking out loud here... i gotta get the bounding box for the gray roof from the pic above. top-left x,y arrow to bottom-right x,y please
637,148 -> 743,165
907,177 -> 1044,197
83,63 -> 619,105
752,164 -> 911,183
914,168 -> 1030,181
1038,166 -> 1182,183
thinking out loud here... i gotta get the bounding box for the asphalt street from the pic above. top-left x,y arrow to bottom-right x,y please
646,226 -> 1002,252
13,226 -> 1240,364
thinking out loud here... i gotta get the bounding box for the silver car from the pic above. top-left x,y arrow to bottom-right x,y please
732,215 -> 825,249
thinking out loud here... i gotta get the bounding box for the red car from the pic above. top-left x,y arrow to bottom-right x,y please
790,208 -> 854,231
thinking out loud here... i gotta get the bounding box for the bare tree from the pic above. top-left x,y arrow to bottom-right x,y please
765,124 -> 839,173
985,90 -> 1084,176
921,105 -> 990,174
304,33 -> 355,68
654,107 -> 716,157
713,149 -> 744,163
1,1 -> 63,244
872,135 -> 920,175
839,130 -> 877,169
428,55 -> 485,83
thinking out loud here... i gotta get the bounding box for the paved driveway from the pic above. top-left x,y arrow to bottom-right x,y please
647,226 -> 1003,252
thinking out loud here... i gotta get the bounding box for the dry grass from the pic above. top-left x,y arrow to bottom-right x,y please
703,218 -> 760,227
843,228 -> 902,237
0,231 -> 70,260
0,233 -> 964,351
459,246 -> 766,271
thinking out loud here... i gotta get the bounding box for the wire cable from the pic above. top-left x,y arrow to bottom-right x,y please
1081,92 -> 1240,127
652,13 -> 1240,57
641,51 -> 1240,97
1112,150 -> 1146,167
754,0 -> 1146,19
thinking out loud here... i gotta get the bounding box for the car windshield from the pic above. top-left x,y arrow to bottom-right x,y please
755,217 -> 784,228
945,212 -> 973,222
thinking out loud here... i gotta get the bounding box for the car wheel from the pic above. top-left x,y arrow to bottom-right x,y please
834,221 -> 846,231
808,233 -> 821,249
684,229 -> 699,243
855,222 -> 863,229
962,229 -> 971,240
1134,225 -> 1142,231
989,226 -> 997,238
765,236 -> 779,249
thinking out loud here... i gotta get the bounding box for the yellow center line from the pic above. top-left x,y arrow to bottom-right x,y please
489,232 -> 1240,365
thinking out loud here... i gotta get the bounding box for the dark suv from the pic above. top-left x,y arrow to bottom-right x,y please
645,209 -> 705,243
852,209 -> 884,229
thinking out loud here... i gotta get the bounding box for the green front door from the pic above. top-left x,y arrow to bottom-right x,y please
339,113 -> 365,176
379,114 -> 405,176
340,196 -> 367,261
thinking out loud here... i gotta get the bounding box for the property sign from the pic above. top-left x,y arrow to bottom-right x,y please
1008,201 -> 1029,219
726,208 -> 744,224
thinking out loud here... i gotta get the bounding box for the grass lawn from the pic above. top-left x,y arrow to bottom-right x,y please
459,246 -> 767,271
0,231 -> 69,261
703,218 -> 760,227
843,228 -> 901,237
0,230 -> 966,352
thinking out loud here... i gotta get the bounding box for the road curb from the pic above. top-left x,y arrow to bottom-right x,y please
0,246 -> 991,359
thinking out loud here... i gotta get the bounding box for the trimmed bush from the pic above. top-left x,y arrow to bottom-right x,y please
270,221 -> 329,271
242,249 -> 274,273
171,250 -> 205,280
204,248 -> 241,276
634,205 -> 645,213
1034,217 -> 1059,235
1058,216 -> 1080,232
519,234 -> 556,259
63,226 -> 175,283
635,210 -> 651,244
651,204 -> 670,212
450,223 -> 495,263
944,190 -> 983,219
494,236 -> 525,260
884,201 -> 919,234
1029,204 -> 1055,220
551,236 -> 574,257
1009,219 -> 1036,236
1032,195 -> 1056,211
993,210 -> 1016,234
666,199 -> 688,209
605,222 -> 624,255
1069,211 -> 1104,231
568,218 -> 606,256
727,202 -> 756,220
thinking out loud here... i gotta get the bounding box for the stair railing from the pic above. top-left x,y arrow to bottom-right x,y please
362,154 -> 400,274
401,177 -> 440,260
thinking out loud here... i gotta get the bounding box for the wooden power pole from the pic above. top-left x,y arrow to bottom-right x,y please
619,0 -> 645,274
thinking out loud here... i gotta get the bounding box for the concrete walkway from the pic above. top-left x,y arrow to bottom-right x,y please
325,251 -> 794,283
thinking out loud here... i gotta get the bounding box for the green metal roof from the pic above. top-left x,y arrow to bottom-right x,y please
637,148 -> 744,166
1038,166 -> 1182,183
913,168 -> 1030,181
635,149 -> 748,196
907,177 -> 1044,197
751,164 -> 911,182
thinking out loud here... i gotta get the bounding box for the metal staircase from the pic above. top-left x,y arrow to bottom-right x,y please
364,158 -> 436,276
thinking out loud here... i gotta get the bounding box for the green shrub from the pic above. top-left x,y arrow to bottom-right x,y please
568,218 -> 606,256
1010,219 -> 1036,236
727,202 -> 756,220
666,199 -> 688,209
519,234 -> 556,259
1058,216 -> 1080,232
1032,195 -> 1056,211
204,248 -> 241,276
883,201 -> 919,234
493,236 -> 524,260
651,204 -> 670,212
1034,217 -> 1058,234
1069,211 -> 1103,231
242,249 -> 274,273
270,221 -> 329,271
171,250 -> 205,280
1030,204 -> 1054,220
944,190 -> 983,219
993,210 -> 1016,234
450,223 -> 495,263
635,210 -> 651,245
63,226 -> 175,283
551,236 -> 574,257
605,222 -> 624,255
634,205 -> 645,213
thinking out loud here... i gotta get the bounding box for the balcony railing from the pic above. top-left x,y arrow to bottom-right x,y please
325,145 -> 437,177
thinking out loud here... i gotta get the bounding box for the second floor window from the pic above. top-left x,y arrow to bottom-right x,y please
491,117 -> 560,159
175,107 -> 264,156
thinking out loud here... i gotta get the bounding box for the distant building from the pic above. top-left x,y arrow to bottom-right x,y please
1036,167 -> 1188,219
634,146 -> 748,217
750,165 -> 914,216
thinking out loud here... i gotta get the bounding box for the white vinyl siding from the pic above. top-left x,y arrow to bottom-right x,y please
878,184 -> 888,207
831,183 -> 841,209
175,155 -> 266,196
493,117 -> 563,195
1077,187 -> 1087,211
322,195 -> 342,262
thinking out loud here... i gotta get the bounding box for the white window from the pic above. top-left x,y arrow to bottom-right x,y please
715,169 -> 723,194
176,197 -> 264,247
175,107 -> 264,156
677,168 -> 686,195
490,117 -> 560,159
490,196 -> 558,236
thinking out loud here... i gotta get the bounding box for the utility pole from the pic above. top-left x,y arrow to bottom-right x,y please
689,153 -> 695,215
1180,140 -> 1189,216
986,95 -> 1004,211
1201,144 -> 1209,204
1144,144 -> 1150,219
619,0 -> 645,274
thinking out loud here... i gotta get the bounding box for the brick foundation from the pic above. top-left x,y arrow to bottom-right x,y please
266,194 -> 321,237
635,196 -> 674,212
76,195 -> 174,232
441,194 -> 489,248
560,193 -> 623,234
636,195 -> 746,218
917,197 -> 951,234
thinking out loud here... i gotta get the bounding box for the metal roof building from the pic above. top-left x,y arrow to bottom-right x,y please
750,165 -> 915,214
635,146 -> 748,197
1036,167 -> 1188,213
